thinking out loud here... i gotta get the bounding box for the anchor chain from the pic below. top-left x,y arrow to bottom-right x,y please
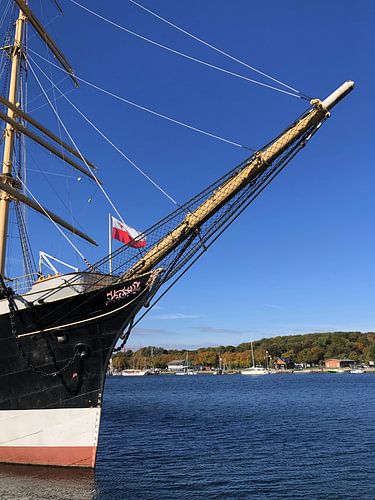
0,274 -> 81,377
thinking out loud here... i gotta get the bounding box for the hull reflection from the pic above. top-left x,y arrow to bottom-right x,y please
0,464 -> 96,499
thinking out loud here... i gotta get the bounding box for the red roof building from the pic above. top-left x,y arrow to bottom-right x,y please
273,357 -> 294,370
324,359 -> 354,369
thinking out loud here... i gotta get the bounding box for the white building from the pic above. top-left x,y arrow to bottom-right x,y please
167,359 -> 192,372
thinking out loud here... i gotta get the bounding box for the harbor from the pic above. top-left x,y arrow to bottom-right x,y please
3,372 -> 374,499
109,331 -> 375,376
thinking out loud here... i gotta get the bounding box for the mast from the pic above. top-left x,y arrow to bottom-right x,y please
0,7 -> 26,275
126,81 -> 354,280
0,3 -> 99,276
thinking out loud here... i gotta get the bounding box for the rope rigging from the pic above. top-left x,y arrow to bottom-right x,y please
4,101 -> 328,337
37,108 -> 324,349
0,92 -> 335,360
119,118 -> 326,333
91,108 -> 327,289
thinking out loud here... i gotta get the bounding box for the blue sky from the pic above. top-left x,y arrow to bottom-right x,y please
3,0 -> 374,348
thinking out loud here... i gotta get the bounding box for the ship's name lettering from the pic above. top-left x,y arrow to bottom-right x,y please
106,281 -> 141,304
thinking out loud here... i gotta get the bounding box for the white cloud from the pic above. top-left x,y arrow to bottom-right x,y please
152,313 -> 204,320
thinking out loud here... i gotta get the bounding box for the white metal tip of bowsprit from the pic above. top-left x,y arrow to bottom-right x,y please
319,80 -> 355,111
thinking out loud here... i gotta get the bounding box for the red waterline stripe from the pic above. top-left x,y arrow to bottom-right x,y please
0,446 -> 97,468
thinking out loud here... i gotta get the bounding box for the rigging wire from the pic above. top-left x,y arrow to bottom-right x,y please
40,5 -> 79,264
28,54 -> 181,207
27,57 -> 159,227
0,0 -> 13,32
129,0 -> 308,97
131,123 -> 323,330
68,0 -> 305,100
28,168 -> 80,179
18,24 -> 33,276
0,0 -> 14,85
29,86 -> 75,113
50,0 -> 63,15
16,176 -> 89,263
29,49 -> 254,151
27,14 -> 61,43
26,149 -> 86,226
73,79 -> 254,151
27,74 -> 70,106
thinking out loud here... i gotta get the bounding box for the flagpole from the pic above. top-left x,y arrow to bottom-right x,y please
109,213 -> 112,275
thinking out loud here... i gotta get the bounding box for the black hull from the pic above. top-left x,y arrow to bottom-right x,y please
0,273 -> 153,411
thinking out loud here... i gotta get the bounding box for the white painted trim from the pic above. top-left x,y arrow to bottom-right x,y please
0,408 -> 101,447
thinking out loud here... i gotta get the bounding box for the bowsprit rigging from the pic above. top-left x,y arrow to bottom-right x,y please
0,0 -> 353,469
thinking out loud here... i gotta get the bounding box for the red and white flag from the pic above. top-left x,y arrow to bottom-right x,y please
111,216 -> 146,248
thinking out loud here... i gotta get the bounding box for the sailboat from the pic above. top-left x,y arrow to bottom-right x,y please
0,1 -> 353,468
175,351 -> 197,375
241,341 -> 269,376
121,369 -> 151,376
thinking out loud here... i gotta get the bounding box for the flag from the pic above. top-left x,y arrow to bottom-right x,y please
111,216 -> 146,248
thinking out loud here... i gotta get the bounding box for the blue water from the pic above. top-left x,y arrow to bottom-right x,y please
1,374 -> 375,499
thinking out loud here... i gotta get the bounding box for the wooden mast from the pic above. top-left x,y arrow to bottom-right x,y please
0,2 -> 99,276
126,81 -> 354,279
0,7 -> 26,275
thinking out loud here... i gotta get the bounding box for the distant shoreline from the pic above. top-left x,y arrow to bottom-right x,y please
113,331 -> 375,372
110,368 -> 375,376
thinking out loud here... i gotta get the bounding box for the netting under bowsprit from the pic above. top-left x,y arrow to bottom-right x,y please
90,110 -> 325,295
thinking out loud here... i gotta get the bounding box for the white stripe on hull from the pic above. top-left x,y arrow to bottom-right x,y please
0,407 -> 101,447
0,408 -> 101,467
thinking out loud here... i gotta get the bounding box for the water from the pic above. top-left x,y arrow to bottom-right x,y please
1,374 -> 375,499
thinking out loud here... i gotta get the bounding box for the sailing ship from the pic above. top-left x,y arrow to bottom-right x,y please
241,341 -> 269,376
0,1 -> 353,468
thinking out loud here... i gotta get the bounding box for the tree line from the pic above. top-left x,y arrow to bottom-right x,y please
111,331 -> 375,371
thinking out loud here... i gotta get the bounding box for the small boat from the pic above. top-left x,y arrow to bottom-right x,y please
121,369 -> 151,376
175,352 -> 197,375
147,368 -> 161,375
350,368 -> 365,374
175,369 -> 197,376
241,366 -> 269,376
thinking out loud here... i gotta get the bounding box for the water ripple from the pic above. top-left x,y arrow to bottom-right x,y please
1,374 -> 375,499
